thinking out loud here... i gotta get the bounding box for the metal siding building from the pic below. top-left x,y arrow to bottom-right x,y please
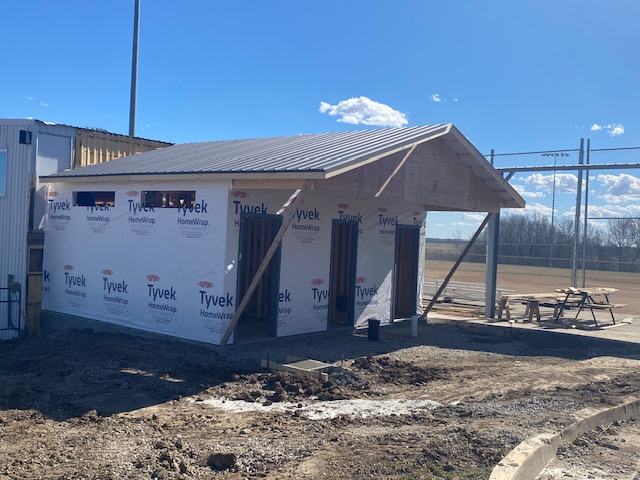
0,119 -> 170,339
0,120 -> 76,339
0,122 -> 31,339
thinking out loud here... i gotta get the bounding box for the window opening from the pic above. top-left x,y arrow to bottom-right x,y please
141,190 -> 196,208
73,191 -> 116,207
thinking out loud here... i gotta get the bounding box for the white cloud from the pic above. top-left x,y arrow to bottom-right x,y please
429,93 -> 443,103
524,173 -> 579,194
319,96 -> 408,128
24,95 -> 48,107
451,221 -> 474,227
463,213 -> 485,221
508,203 -> 555,218
512,184 -> 545,198
587,203 -> 640,218
453,98 -> 459,102
595,173 -> 640,203
590,123 -> 624,137
609,124 -> 624,136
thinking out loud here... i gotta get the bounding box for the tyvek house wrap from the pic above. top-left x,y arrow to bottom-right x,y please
42,182 -> 425,345
42,180 -> 230,343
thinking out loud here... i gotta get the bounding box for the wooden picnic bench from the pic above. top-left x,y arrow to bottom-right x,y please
553,287 -> 626,326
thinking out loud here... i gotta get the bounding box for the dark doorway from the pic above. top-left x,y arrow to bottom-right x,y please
328,220 -> 358,327
394,225 -> 420,319
236,214 -> 282,340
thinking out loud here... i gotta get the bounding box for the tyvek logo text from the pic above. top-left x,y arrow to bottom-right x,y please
278,289 -> 292,315
198,281 -> 234,320
102,270 -> 129,307
233,200 -> 268,227
146,275 -> 178,315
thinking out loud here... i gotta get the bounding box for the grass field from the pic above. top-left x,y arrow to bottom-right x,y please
424,259 -> 639,315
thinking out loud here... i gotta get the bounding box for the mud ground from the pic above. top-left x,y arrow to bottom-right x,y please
1,321 -> 639,479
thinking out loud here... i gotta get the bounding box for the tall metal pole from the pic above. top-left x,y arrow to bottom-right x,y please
129,0 -> 141,137
581,139 -> 590,287
571,138 -> 584,287
548,155 -> 557,267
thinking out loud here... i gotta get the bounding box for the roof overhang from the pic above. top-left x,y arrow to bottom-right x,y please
442,125 -> 525,209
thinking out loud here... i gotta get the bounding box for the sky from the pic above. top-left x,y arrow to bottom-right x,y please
1,0 -> 639,238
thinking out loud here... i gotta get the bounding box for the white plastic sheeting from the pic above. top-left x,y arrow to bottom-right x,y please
43,181 -> 425,345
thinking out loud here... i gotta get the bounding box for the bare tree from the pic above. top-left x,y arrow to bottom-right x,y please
606,219 -> 639,271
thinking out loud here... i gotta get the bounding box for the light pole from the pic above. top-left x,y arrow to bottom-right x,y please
542,152 -> 569,267
129,0 -> 141,137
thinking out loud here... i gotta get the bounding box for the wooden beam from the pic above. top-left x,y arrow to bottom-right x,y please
220,179 -> 314,346
420,213 -> 494,320
375,144 -> 416,198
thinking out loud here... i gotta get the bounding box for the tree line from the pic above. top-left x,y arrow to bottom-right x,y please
427,214 -> 640,273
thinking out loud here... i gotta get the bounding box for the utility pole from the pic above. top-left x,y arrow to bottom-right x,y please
129,0 -> 141,137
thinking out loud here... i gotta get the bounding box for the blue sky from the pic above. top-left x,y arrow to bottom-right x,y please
2,1 -> 638,238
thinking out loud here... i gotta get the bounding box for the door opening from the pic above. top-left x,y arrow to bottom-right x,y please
236,214 -> 282,341
328,220 -> 358,327
394,225 -> 420,319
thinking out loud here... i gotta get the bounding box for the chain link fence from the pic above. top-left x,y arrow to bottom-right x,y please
425,141 -> 640,315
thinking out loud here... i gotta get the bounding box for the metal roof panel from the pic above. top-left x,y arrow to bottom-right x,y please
44,125 -> 451,178
41,124 -> 525,209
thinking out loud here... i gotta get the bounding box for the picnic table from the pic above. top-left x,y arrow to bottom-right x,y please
553,287 -> 625,326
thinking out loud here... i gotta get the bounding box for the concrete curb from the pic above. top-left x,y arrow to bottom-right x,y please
489,397 -> 640,480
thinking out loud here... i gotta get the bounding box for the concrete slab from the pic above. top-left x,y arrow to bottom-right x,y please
427,303 -> 640,348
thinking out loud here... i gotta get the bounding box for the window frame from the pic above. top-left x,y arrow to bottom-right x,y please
72,191 -> 116,207
140,190 -> 196,209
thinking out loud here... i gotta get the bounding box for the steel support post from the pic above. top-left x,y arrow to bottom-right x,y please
571,139 -> 584,287
581,139 -> 590,287
484,212 -> 500,318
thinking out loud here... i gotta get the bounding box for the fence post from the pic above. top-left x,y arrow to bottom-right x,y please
581,139 -> 590,287
571,139 -> 584,287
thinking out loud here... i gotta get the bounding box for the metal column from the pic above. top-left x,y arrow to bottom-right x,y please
484,212 -> 500,318
571,139 -> 584,287
129,0 -> 141,137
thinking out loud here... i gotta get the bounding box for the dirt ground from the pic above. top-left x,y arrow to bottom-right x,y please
1,320 -> 639,480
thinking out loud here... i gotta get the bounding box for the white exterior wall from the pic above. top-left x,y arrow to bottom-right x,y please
42,181 -> 426,345
42,179 -> 231,344
222,188 -> 426,340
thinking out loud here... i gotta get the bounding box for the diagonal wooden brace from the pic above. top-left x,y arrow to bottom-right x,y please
220,180 -> 314,346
